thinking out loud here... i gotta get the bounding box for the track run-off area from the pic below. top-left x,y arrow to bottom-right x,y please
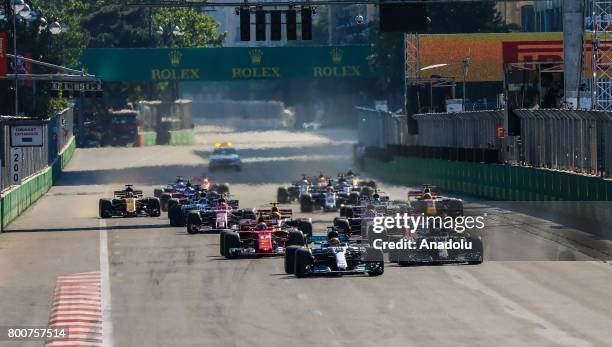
1,122 -> 612,347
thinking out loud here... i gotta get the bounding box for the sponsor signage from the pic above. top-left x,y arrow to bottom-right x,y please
9,147 -> 23,186
415,32 -> 599,82
0,32 -> 7,77
10,125 -> 44,147
80,45 -> 381,81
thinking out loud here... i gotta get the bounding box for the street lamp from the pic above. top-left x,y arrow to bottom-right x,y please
420,51 -> 471,111
48,20 -> 62,35
8,0 -> 62,117
11,0 -> 25,13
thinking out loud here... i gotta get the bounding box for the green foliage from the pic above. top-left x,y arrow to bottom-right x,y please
153,8 -> 226,47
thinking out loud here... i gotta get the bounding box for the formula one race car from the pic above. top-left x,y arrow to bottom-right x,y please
99,185 -> 161,218
387,228 -> 483,265
409,185 -> 464,217
219,224 -> 307,258
209,142 -> 241,171
284,230 -> 384,277
168,191 -> 238,227
155,176 -> 230,212
186,205 -> 253,234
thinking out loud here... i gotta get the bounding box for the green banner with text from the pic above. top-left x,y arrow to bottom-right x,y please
80,45 -> 382,81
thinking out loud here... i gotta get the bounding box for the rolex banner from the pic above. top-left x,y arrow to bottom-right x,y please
80,46 -> 382,81
0,32 -> 7,77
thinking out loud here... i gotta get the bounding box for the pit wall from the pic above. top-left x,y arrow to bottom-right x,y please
359,155 -> 612,225
1,137 -> 75,229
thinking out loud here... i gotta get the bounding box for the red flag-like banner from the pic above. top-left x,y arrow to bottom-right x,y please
0,32 -> 7,77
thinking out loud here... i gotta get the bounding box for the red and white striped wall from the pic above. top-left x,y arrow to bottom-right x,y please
46,271 -> 103,347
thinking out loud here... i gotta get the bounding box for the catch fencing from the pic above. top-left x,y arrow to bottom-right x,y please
356,106 -> 612,178
513,109 -> 612,176
0,108 -> 74,189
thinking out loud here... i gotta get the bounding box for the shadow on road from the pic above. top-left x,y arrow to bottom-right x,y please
4,223 -> 170,233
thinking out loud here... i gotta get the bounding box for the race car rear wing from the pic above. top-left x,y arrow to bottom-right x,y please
256,209 -> 293,218
307,234 -> 361,244
114,190 -> 143,198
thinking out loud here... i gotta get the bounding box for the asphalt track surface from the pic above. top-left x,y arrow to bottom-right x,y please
1,121 -> 612,347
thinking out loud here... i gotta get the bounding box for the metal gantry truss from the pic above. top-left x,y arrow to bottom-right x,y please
405,33 -> 420,82
593,0 -> 612,109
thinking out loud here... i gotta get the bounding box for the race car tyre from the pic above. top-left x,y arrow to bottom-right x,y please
241,209 -> 257,220
160,193 -> 172,212
387,236 -> 404,263
167,198 -> 179,217
146,197 -> 161,217
300,194 -> 313,213
297,220 -> 313,237
99,199 -> 113,218
154,188 -> 163,198
169,204 -> 185,227
219,230 -> 234,256
277,187 -> 290,204
363,247 -> 384,276
468,236 -> 484,265
294,248 -> 313,278
284,246 -> 301,274
223,232 -> 241,259
339,206 -> 346,217
360,186 -> 373,198
333,218 -> 350,234
287,230 -> 306,247
187,212 -> 202,234
214,183 -> 230,195
348,192 -> 360,205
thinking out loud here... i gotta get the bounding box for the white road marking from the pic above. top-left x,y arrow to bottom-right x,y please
99,218 -> 114,347
445,267 -> 592,347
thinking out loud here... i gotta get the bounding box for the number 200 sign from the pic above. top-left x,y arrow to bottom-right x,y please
10,147 -> 23,186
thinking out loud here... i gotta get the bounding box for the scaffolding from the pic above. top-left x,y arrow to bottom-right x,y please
592,0 -> 612,109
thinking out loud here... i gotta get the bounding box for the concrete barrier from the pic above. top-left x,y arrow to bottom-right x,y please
138,132 -> 157,147
168,129 -> 195,145
1,137 -> 76,229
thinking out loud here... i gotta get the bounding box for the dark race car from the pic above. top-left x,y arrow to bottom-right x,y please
284,231 -> 384,277
387,227 -> 484,266
99,185 -> 161,218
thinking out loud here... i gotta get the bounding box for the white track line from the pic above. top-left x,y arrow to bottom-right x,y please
99,218 -> 114,347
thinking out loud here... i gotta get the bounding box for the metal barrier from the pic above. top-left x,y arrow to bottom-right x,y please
514,109 -> 612,176
0,108 -> 74,189
413,110 -> 505,149
357,106 -> 612,178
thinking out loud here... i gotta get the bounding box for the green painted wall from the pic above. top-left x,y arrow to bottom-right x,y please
361,156 -> 612,201
360,155 -> 612,226
168,129 -> 195,146
140,131 -> 157,146
2,137 -> 76,229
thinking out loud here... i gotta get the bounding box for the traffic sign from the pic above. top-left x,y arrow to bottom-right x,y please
497,126 -> 505,139
10,125 -> 44,147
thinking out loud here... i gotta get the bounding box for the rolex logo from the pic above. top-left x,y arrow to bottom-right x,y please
169,50 -> 182,66
249,49 -> 263,65
331,48 -> 343,65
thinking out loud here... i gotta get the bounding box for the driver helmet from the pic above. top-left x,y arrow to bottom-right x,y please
256,222 -> 267,230
329,237 -> 340,246
372,193 -> 380,200
422,193 -> 432,200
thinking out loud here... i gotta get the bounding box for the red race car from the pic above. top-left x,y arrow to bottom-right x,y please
219,211 -> 307,258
